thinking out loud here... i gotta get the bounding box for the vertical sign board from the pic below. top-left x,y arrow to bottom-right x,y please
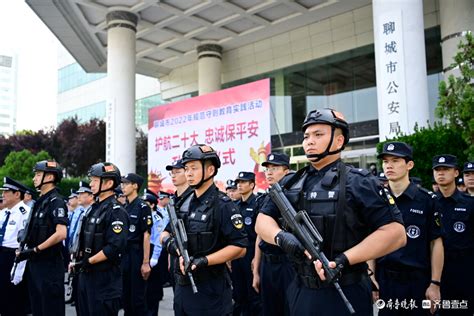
374,10 -> 409,140
147,79 -> 271,193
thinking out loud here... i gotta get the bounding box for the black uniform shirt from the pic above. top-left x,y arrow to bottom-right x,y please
378,182 -> 441,269
188,184 -> 248,249
125,196 -> 152,243
28,188 -> 68,258
235,193 -> 258,245
261,160 -> 403,234
437,190 -> 474,252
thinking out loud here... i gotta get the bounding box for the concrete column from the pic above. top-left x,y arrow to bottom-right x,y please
439,0 -> 474,76
197,44 -> 222,95
106,11 -> 137,174
373,0 -> 430,139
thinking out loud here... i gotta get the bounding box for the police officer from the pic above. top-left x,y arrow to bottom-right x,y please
232,171 -> 262,315
372,142 -> 443,315
456,177 -> 466,193
161,144 -> 248,316
252,153 -> 295,316
74,162 -> 129,315
114,186 -> 127,205
15,160 -> 68,316
23,187 -> 36,209
0,177 -> 31,316
256,109 -> 406,315
378,172 -> 389,187
121,173 -> 153,315
143,189 -> 167,316
433,155 -> 474,315
462,162 -> 474,196
225,179 -> 241,202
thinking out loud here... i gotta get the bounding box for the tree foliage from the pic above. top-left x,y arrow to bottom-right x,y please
0,150 -> 51,182
437,32 -> 474,159
376,123 -> 468,188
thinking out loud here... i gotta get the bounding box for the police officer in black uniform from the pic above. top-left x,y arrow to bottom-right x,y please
372,142 -> 443,315
161,144 -> 248,316
462,162 -> 474,196
226,179 -> 241,202
232,171 -> 262,316
121,173 -> 153,315
16,160 -> 68,316
256,109 -> 406,315
252,153 -> 295,316
433,155 -> 474,315
74,162 -> 129,316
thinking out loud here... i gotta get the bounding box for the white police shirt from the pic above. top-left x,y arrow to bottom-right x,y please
0,201 -> 30,249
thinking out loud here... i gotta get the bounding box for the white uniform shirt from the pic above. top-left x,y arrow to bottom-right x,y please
0,201 -> 30,249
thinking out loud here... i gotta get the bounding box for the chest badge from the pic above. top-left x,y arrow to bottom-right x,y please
453,221 -> 466,233
231,214 -> 243,229
129,224 -> 136,232
406,225 -> 420,239
244,217 -> 252,226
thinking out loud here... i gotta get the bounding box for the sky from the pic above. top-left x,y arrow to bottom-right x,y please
1,1 -> 59,131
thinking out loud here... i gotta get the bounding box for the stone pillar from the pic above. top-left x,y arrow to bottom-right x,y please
197,44 -> 222,95
439,0 -> 474,76
106,11 -> 137,174
373,0 -> 430,139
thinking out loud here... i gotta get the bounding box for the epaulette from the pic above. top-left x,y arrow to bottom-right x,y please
140,203 -> 147,208
349,167 -> 370,176
51,196 -> 57,202
113,204 -> 121,210
419,187 -> 437,198
220,194 -> 231,202
19,206 -> 26,214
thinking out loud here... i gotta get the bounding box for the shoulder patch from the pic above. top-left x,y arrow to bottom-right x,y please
419,187 -> 437,199
113,205 -> 121,209
141,203 -> 147,208
349,167 -> 370,176
220,194 -> 231,202
231,213 -> 244,229
51,197 -> 57,202
19,206 -> 26,214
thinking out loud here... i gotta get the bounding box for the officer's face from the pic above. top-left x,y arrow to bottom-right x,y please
464,171 -> 474,190
77,192 -> 93,206
303,124 -> 344,156
227,188 -> 241,201
68,196 -> 78,209
170,168 -> 186,187
264,164 -> 289,185
89,176 -> 102,195
2,190 -> 20,208
433,167 -> 459,186
33,171 -> 45,187
236,180 -> 254,195
184,161 -> 206,186
381,155 -> 413,181
121,181 -> 136,196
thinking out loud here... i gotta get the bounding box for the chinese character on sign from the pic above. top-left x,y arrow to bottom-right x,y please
383,21 -> 395,35
386,61 -> 397,74
387,81 -> 399,94
387,101 -> 400,114
221,147 -> 236,165
389,122 -> 401,134
384,41 -> 397,54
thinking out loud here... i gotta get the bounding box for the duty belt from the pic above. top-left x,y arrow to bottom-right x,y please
0,246 -> 16,253
263,253 -> 287,264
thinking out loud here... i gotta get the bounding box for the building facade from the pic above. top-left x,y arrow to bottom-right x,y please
0,52 -> 18,135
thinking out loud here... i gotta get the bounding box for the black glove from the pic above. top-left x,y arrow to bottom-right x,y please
274,231 -> 305,261
187,256 -> 208,272
327,253 -> 349,283
73,259 -> 92,272
16,248 -> 36,262
164,236 -> 180,257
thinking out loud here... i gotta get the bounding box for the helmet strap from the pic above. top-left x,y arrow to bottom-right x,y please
35,173 -> 55,190
190,161 -> 216,189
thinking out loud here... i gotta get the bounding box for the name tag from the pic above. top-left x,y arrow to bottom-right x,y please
306,191 -> 338,201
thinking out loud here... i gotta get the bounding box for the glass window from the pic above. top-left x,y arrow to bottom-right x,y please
58,63 -> 106,93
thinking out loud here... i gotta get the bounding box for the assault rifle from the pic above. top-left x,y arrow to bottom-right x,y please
166,199 -> 198,294
269,182 -> 355,314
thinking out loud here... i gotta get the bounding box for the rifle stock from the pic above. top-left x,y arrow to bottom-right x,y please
166,200 -> 198,294
269,183 -> 355,314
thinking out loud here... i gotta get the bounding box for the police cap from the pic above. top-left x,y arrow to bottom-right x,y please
463,162 -> 474,173
457,177 -> 465,185
235,171 -> 255,182
0,177 -> 29,193
377,172 -> 387,181
77,181 -> 92,194
143,188 -> 159,205
121,173 -> 145,189
159,191 -> 171,199
262,153 -> 290,168
226,179 -> 237,190
165,159 -> 185,171
114,185 -> 124,196
432,154 -> 457,169
68,190 -> 78,199
377,141 -> 413,160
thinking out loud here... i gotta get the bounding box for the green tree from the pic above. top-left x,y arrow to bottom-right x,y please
437,32 -> 474,159
0,150 -> 51,182
377,123 -> 468,188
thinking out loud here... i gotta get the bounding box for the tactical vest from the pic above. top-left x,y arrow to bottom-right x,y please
28,193 -> 59,247
284,162 -> 368,283
181,190 -> 223,257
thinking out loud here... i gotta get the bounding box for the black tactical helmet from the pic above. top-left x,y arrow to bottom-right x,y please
181,144 -> 221,169
33,160 -> 63,183
88,162 -> 121,187
302,108 -> 350,146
